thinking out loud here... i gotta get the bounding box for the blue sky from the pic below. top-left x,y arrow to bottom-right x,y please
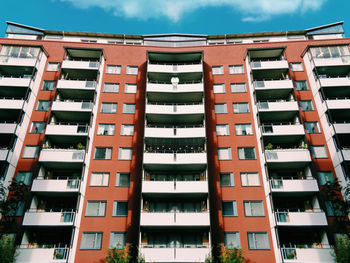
1,0 -> 349,37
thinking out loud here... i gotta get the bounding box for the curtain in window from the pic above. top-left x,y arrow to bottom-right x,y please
218,148 -> 231,160
216,125 -> 228,135
121,125 -> 134,135
125,84 -> 137,93
225,233 -> 240,248
110,233 -> 125,249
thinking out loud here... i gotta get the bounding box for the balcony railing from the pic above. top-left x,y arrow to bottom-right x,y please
281,245 -> 333,262
142,180 -> 208,194
270,177 -> 319,192
32,177 -> 80,192
23,209 -> 75,226
275,209 -> 327,226
140,211 -> 210,226
17,245 -> 69,262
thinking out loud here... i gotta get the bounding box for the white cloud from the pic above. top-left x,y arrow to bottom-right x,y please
58,0 -> 327,22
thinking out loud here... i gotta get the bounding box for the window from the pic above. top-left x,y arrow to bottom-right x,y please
305,122 -> 321,134
247,233 -> 270,250
311,46 -> 349,58
220,173 -> 234,187
101,103 -> 117,113
126,66 -> 138,75
90,172 -> 109,186
81,39 -> 97,43
30,122 -> 45,134
125,84 -> 137,94
213,84 -> 225,94
235,124 -> 253,135
241,172 -> 260,186
218,148 -> 232,160
36,100 -> 50,111
225,233 -> 241,249
113,201 -> 128,216
222,201 -> 237,216
13,201 -> 25,216
97,124 -> 115,136
46,62 -> 60,72
214,103 -> 227,114
290,62 -> 304,72
244,201 -> 265,216
295,81 -> 308,91
212,66 -> 224,75
110,232 -> 126,249
22,146 -> 39,158
121,124 -> 134,136
233,103 -> 249,113
16,171 -> 32,185
85,201 -> 106,216
1,46 -> 40,58
229,65 -> 244,74
325,201 -> 344,216
231,83 -> 247,93
94,147 -> 112,160
238,147 -> 256,160
299,100 -> 314,111
317,171 -> 335,186
81,233 -> 103,250
216,124 -> 229,136
118,148 -> 133,160
116,173 -> 130,187
41,80 -> 55,91
106,65 -> 121,74
311,146 -> 328,159
123,103 -> 136,114
103,83 -> 119,93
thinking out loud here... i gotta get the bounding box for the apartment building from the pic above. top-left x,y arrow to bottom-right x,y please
0,21 -> 349,263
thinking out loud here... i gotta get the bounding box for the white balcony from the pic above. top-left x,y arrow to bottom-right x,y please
254,79 -> 293,90
146,104 -> 204,115
61,60 -> 99,70
0,122 -> 17,134
281,247 -> 334,263
270,178 -> 319,193
23,210 -> 75,226
326,98 -> 350,110
143,152 -> 207,170
57,79 -> 96,90
251,60 -> 289,70
16,247 -> 69,263
0,98 -> 24,110
314,56 -> 350,67
342,149 -> 350,161
265,149 -> 311,167
258,101 -> 299,112
39,149 -> 85,167
45,124 -> 88,137
334,123 -> 350,134
51,100 -> 93,112
141,212 -> 210,227
140,247 -> 210,263
262,124 -> 305,137
0,56 -> 37,67
145,127 -> 205,139
0,149 -> 9,161
142,180 -> 208,194
147,82 -> 203,93
0,77 -> 31,87
31,178 -> 80,193
148,63 -> 202,73
319,77 -> 350,87
275,211 -> 327,226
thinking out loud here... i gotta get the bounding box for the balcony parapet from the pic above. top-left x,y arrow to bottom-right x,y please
281,245 -> 333,263
16,245 -> 69,263
275,209 -> 327,226
270,178 -> 319,192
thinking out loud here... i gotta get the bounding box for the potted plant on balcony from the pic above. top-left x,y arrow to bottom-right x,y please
265,143 -> 273,150
77,143 -> 85,150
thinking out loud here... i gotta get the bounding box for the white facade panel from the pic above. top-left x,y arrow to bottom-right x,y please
262,124 -> 305,136
276,211 -> 327,226
61,60 -> 99,70
45,124 -> 88,136
31,179 -> 80,193
258,101 -> 299,112
142,181 -> 208,194
56,79 -> 96,90
140,212 -> 210,227
0,98 -> 24,109
51,101 -> 93,112
148,63 -> 202,73
23,211 -> 74,226
39,149 -> 85,163
0,77 -> 31,87
265,149 -> 312,163
251,60 -> 289,70
254,79 -> 293,90
145,127 -> 205,139
143,152 -> 207,165
140,247 -> 210,263
147,83 -> 203,93
271,179 -> 319,192
146,104 -> 204,115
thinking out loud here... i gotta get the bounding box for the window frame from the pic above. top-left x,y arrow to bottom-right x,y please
233,102 -> 250,114
218,147 -> 232,161
22,145 -> 39,159
214,103 -> 227,114
118,147 -> 133,160
229,65 -> 244,74
80,232 -> 103,250
311,145 -> 328,159
244,201 -> 265,217
124,83 -> 137,94
235,123 -> 253,136
290,62 -> 304,72
238,147 -> 256,160
46,62 -> 60,72
36,100 -> 51,111
126,65 -> 138,75
116,173 -> 130,187
85,201 -> 107,217
241,172 -> 260,187
100,102 -> 117,113
224,232 -> 241,249
213,83 -> 225,94
295,80 -> 309,91
97,123 -> 115,136
123,103 -> 136,114
247,232 -> 270,250
30,122 -> 45,134
90,172 -> 110,187
212,65 -> 224,75
41,80 -> 56,91
103,83 -> 119,93
222,201 -> 238,217
120,124 -> 135,136
109,232 -> 126,249
216,124 -> 230,136
299,100 -> 314,111
231,83 -> 247,93
94,147 -> 113,160
113,201 -> 128,217
220,173 -> 234,187
106,65 -> 121,74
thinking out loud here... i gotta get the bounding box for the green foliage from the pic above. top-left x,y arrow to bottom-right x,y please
205,246 -> 247,263
104,245 -> 145,263
219,247 -> 247,263
0,235 -> 18,263
333,235 -> 350,263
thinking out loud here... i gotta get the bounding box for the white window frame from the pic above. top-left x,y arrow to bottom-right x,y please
212,65 -> 224,75
85,201 -> 106,217
224,232 -> 241,249
311,145 -> 328,159
101,103 -> 117,113
247,232 -> 270,250
124,83 -> 137,94
241,172 -> 260,187
97,124 -> 115,136
46,62 -> 60,72
290,62 -> 304,72
216,124 -> 229,136
231,83 -> 247,93
103,83 -> 119,93
90,172 -> 109,186
121,124 -> 134,136
244,201 -> 265,217
118,147 -> 133,160
123,103 -> 136,114
109,232 -> 126,249
218,147 -> 232,160
126,66 -> 138,75
235,124 -> 253,136
213,83 -> 225,94
229,65 -> 244,74
233,102 -> 249,113
22,146 -> 39,159
80,232 -> 103,250
214,103 -> 227,114
106,65 -> 121,74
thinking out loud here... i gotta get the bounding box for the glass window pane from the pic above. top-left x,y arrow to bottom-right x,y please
123,103 -> 136,114
110,232 -> 126,249
231,83 -> 247,93
300,100 -> 314,111
16,171 -> 32,185
125,84 -> 137,93
36,100 -> 51,111
223,201 -> 237,216
212,66 -> 224,75
101,103 -> 117,113
218,148 -> 231,160
126,66 -> 138,75
229,65 -> 244,74
90,173 -> 109,186
86,201 -> 106,216
235,124 -> 253,135
81,233 -> 102,249
225,233 -> 241,248
113,201 -> 128,216
216,124 -> 229,136
30,122 -> 45,133
121,124 -> 134,136
42,81 -> 55,91
295,81 -> 308,91
119,148 -> 132,160
103,83 -> 119,93
106,65 -> 121,74
233,103 -> 249,113
220,173 -> 234,187
22,146 -> 39,158
317,171 -> 334,186
94,147 -> 112,160
97,124 -> 115,135
305,122 -> 320,134
116,173 -> 130,187
213,84 -> 225,94
241,172 -> 260,186
214,103 -> 227,114
311,146 -> 328,158
46,62 -> 60,72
